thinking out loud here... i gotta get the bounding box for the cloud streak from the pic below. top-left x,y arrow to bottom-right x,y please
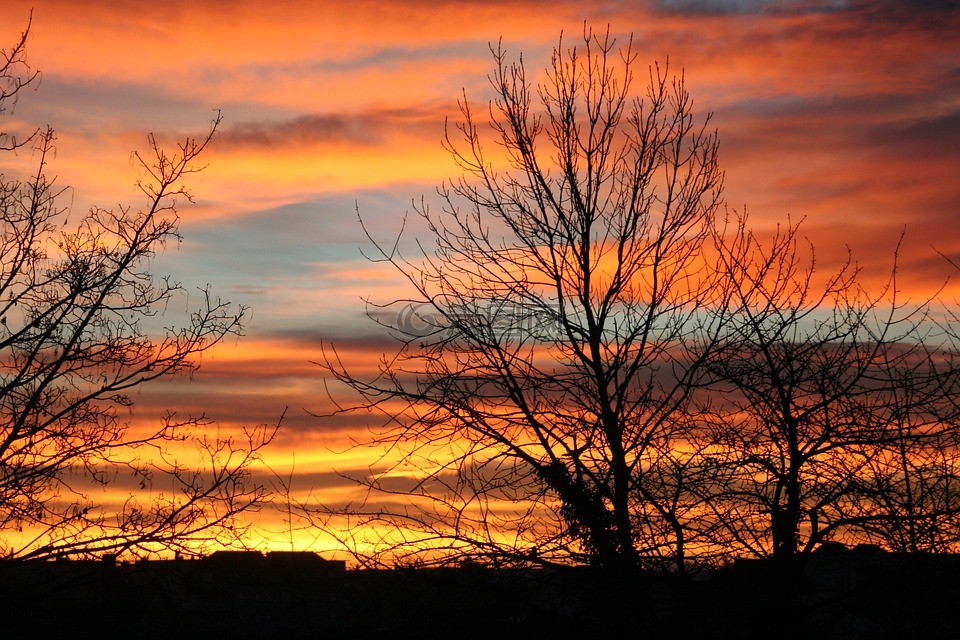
219,108 -> 442,150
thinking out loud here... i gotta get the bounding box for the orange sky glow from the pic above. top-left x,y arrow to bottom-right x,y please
2,0 -> 958,559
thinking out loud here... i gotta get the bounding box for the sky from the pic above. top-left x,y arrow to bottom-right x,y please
2,0 -> 959,554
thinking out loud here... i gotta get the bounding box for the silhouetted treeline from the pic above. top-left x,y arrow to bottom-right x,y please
2,546 -> 958,639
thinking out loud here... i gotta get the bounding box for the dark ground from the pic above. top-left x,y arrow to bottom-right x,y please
1,547 -> 957,639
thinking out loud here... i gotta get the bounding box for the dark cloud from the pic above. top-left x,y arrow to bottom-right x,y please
655,0 -> 960,20
265,325 -> 407,352
879,108 -> 960,160
654,0 -> 846,16
219,108 -> 443,150
247,469 -> 366,493
135,383 -> 292,426
844,0 -> 960,28
222,113 -> 384,148
719,88 -> 960,159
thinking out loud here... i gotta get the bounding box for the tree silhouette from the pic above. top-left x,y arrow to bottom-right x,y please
319,27 -> 729,572
317,26 -> 960,579
701,217 -> 960,565
0,17 -> 275,560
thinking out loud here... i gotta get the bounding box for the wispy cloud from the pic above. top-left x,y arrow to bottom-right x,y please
219,108 -> 441,150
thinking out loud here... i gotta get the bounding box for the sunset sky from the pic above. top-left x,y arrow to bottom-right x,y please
2,0 -> 958,554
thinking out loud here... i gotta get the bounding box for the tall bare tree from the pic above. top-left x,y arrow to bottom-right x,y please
0,18 -> 274,560
319,27 -> 728,572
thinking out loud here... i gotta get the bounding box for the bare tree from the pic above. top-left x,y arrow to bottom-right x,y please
0,12 -> 38,153
318,27 -> 728,573
855,425 -> 960,554
850,311 -> 960,554
701,215 -> 960,565
0,20 -> 275,560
